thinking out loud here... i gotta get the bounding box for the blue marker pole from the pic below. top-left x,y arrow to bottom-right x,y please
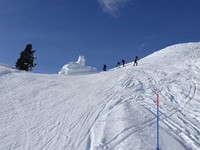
157,94 -> 159,150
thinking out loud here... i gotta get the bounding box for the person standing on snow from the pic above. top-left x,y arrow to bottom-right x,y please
103,64 -> 107,71
116,62 -> 120,68
133,56 -> 139,66
122,59 -> 125,67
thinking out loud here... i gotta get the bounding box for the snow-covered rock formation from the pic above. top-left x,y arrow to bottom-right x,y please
58,55 -> 98,75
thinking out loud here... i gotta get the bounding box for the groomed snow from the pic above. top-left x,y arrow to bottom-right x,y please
0,42 -> 200,150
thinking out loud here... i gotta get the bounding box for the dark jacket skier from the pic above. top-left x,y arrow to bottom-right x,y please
122,59 -> 125,67
103,64 -> 107,71
133,56 -> 139,66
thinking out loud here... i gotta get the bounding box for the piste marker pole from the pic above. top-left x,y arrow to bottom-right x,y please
157,94 -> 159,150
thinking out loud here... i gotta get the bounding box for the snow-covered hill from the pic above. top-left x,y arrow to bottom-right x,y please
0,42 -> 200,150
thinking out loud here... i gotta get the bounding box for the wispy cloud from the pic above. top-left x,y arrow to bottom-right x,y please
138,42 -> 148,50
138,35 -> 156,50
98,0 -> 131,17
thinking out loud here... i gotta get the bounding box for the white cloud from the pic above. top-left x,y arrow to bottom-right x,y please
98,0 -> 131,17
138,42 -> 148,50
138,35 -> 156,50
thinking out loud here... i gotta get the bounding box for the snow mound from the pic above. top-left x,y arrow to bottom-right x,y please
0,64 -> 20,75
58,55 -> 98,75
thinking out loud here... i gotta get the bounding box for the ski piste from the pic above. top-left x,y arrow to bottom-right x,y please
0,42 -> 200,150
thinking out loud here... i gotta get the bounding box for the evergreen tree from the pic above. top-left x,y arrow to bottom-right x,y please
16,44 -> 37,71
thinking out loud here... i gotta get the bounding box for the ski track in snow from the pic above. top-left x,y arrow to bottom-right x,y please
0,42 -> 200,150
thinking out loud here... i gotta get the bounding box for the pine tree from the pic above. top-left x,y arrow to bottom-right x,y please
16,44 -> 37,71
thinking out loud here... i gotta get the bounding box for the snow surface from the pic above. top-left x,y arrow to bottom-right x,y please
0,42 -> 200,150
58,55 -> 98,75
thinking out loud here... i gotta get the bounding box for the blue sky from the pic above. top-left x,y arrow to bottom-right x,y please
0,0 -> 200,73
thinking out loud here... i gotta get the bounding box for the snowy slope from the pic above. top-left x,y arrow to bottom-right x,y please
0,42 -> 200,150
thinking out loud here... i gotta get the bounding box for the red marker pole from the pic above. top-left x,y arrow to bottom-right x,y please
157,94 -> 159,150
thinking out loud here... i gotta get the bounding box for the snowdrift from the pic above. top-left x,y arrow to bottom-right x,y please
58,55 -> 98,75
0,64 -> 20,75
0,42 -> 200,150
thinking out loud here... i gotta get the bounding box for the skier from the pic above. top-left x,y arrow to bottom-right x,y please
103,64 -> 107,71
116,62 -> 120,68
133,56 -> 139,66
122,59 -> 125,67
